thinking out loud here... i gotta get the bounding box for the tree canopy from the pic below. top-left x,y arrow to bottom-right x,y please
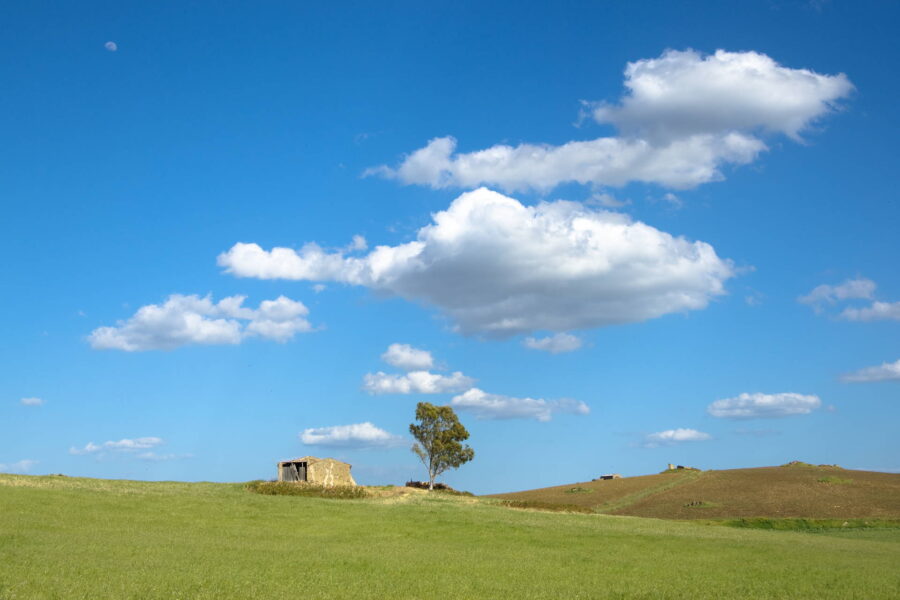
409,402 -> 474,491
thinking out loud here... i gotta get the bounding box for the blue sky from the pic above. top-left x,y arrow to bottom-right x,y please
2,1 -> 898,494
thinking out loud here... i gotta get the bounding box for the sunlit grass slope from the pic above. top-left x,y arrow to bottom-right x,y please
491,465 -> 900,519
1,474 -> 899,599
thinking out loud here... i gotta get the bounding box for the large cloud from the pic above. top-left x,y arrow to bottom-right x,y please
300,422 -> 403,448
219,188 -> 734,337
367,49 -> 852,191
842,359 -> 900,383
89,294 -> 312,351
450,388 -> 589,422
707,392 -> 821,419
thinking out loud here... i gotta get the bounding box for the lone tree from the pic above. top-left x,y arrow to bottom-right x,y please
409,402 -> 474,491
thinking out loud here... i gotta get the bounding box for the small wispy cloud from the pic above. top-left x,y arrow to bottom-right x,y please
643,428 -> 711,447
707,392 -> 821,419
450,388 -> 589,422
20,397 -> 44,407
523,333 -> 583,354
733,428 -> 781,438
841,359 -> 900,383
137,452 -> 193,462
839,301 -> 900,322
0,459 -> 39,474
70,437 -> 164,456
300,422 -> 403,448
798,278 -> 876,313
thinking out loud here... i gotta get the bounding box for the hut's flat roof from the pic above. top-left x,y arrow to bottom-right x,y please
278,456 -> 351,466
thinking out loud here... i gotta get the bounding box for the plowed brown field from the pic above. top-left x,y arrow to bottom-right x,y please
489,465 -> 900,519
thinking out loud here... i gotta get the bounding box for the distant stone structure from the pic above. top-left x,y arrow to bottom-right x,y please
598,474 -> 622,480
277,456 -> 356,487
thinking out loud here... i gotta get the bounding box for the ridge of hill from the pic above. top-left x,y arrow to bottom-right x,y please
488,464 -> 900,519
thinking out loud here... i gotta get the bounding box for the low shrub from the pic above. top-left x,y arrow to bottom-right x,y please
245,480 -> 367,499
565,487 -> 593,494
717,518 -> 900,531
684,500 -> 720,508
817,476 -> 853,485
780,460 -> 817,468
404,481 -> 474,496
497,500 -> 595,514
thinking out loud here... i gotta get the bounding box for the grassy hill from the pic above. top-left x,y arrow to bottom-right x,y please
490,464 -> 900,520
1,473 -> 899,599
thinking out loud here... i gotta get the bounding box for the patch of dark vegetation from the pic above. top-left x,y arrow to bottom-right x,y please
497,500 -> 595,514
565,487 -> 593,494
245,480 -> 367,499
780,460 -> 817,468
818,476 -> 853,485
684,500 -> 720,508
715,518 -> 900,531
405,480 -> 474,496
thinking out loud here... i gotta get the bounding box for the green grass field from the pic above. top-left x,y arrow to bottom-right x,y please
1,474 -> 899,599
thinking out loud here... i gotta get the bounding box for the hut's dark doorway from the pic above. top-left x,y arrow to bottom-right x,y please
282,461 -> 308,482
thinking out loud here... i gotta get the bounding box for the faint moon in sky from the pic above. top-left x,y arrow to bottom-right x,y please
104,41 -> 118,52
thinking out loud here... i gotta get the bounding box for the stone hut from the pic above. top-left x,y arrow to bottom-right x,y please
277,456 -> 357,487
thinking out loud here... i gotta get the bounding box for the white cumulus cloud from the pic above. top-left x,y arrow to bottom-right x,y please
523,333 -> 583,354
89,294 -> 313,351
450,388 -> 589,422
0,459 -> 38,474
219,188 -> 734,337
643,428 -> 711,447
842,359 -> 900,383
707,392 -> 821,419
20,397 -> 44,407
363,371 -> 475,395
368,133 -> 764,192
593,49 -> 852,141
367,49 -> 851,192
70,437 -> 164,455
381,343 -> 434,371
300,422 -> 403,448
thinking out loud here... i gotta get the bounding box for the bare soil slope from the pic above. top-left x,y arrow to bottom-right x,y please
489,465 -> 900,519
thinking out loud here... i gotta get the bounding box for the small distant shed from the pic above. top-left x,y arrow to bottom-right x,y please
599,474 -> 622,480
277,456 -> 357,487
